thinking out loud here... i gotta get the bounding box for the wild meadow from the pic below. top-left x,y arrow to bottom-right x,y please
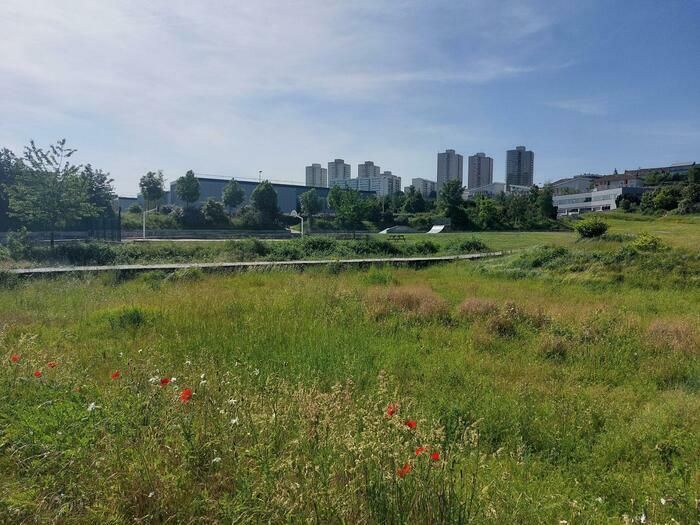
1,230 -> 699,523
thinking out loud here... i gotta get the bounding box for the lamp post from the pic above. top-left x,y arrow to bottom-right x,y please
290,210 -> 304,237
142,207 -> 159,239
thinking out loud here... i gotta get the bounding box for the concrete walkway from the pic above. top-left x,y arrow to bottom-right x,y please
9,251 -> 505,276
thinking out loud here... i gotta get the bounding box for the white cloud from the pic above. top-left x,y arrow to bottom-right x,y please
0,0 -> 567,192
546,98 -> 608,116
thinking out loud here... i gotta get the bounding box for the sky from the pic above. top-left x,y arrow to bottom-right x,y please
1,0 -> 699,195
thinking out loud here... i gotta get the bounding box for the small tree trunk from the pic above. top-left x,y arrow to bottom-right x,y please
50,230 -> 55,250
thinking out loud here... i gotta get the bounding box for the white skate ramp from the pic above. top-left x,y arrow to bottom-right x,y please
427,225 -> 446,234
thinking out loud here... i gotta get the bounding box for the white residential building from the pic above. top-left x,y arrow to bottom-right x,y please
463,182 -> 531,199
554,187 -> 649,216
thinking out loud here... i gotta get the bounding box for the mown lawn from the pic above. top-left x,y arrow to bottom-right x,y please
1,247 -> 698,523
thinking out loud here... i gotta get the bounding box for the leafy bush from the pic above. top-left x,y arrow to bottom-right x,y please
451,237 -> 489,253
511,245 -> 570,269
574,216 -> 608,238
226,239 -> 270,260
349,238 -> 401,257
53,242 -> 119,265
364,266 -> 397,285
409,240 -> 439,255
0,244 -> 11,262
128,203 -> 142,214
101,306 -> 153,330
630,232 -> 667,252
7,227 -> 31,260
297,236 -> 338,257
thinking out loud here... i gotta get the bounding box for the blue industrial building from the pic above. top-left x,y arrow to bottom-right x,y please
168,176 -> 374,213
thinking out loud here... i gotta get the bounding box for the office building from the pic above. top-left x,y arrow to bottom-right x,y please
467,153 -> 493,189
463,182 -> 530,199
550,174 -> 601,195
358,161 -> 381,179
328,159 -> 351,186
169,175 -> 371,214
437,149 -> 463,192
305,163 -> 328,188
506,146 -> 534,187
554,187 -> 649,216
409,178 -> 437,198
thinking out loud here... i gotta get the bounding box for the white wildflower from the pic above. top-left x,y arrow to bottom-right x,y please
211,457 -> 222,464
200,373 -> 205,380
185,360 -> 191,366
253,368 -> 260,376
87,402 -> 101,412
227,398 -> 238,405
148,492 -> 155,498
200,380 -> 207,385
660,498 -> 666,505
230,417 -> 239,425
149,376 -> 159,384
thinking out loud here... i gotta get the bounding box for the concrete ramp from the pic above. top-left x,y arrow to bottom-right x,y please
426,225 -> 446,234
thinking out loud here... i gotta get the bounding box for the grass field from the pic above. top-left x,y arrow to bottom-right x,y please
1,216 -> 699,523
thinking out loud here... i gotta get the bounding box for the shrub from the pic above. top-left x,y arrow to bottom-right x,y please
298,236 -> 338,257
101,306 -> 153,330
367,285 -> 449,320
511,246 -> 569,270
629,232 -> 667,252
349,238 -> 401,257
128,203 -> 142,214
226,239 -> 270,261
574,216 -> 608,238
646,319 -> 699,354
537,335 -> 569,361
53,242 -> 118,265
7,227 -> 30,260
364,266 -> 397,285
0,244 -> 11,262
410,240 -> 439,255
457,298 -> 498,320
453,237 -> 489,253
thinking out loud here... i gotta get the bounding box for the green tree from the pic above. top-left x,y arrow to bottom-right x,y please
8,139 -> 95,248
652,186 -> 681,211
437,179 -> 465,220
686,164 -> 700,184
251,180 -> 279,226
80,164 -> 116,217
202,198 -> 228,226
299,188 -> 322,231
0,148 -> 20,231
537,185 -> 556,219
176,170 -> 200,209
402,186 -> 426,213
139,170 -> 165,211
222,178 -> 245,212
328,186 -> 366,235
574,216 -> 608,238
476,196 -> 499,228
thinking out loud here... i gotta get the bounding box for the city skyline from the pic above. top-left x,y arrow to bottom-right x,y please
2,1 -> 699,195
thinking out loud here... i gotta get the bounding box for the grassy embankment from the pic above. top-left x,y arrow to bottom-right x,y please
0,220 -> 698,523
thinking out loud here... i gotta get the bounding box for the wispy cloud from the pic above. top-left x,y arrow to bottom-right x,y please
0,0 -> 578,191
546,98 -> 608,116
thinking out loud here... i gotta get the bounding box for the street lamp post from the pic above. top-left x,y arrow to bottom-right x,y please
142,207 -> 159,239
290,210 -> 304,237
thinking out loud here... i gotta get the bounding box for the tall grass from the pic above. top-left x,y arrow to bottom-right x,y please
0,256 -> 698,522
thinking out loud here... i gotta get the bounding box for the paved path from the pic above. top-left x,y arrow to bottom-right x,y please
9,252 -> 505,276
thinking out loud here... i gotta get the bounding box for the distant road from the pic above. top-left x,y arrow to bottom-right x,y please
9,252 -> 506,277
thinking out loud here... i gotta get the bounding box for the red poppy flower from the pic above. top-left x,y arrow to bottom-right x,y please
386,403 -> 397,417
179,388 -> 193,403
405,420 -> 417,429
160,377 -> 171,387
430,452 -> 440,461
397,463 -> 412,478
34,370 -> 42,378
415,446 -> 426,456
10,354 -> 20,363
110,370 -> 121,380
47,361 -> 58,368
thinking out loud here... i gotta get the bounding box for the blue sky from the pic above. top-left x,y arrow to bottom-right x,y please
1,0 -> 699,195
